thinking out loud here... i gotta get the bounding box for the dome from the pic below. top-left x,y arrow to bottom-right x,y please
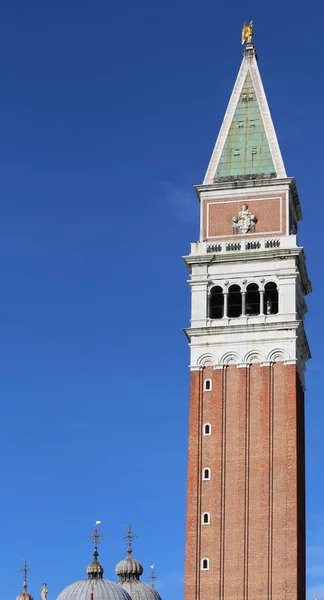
116,581 -> 162,600
115,539 -> 162,600
115,555 -> 143,579
87,549 -> 104,579
16,591 -> 34,600
16,583 -> 34,600
57,579 -> 132,600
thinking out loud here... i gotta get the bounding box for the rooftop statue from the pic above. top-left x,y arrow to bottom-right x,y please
41,584 -> 48,600
241,20 -> 254,45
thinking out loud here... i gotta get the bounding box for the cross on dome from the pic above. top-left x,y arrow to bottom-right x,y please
123,525 -> 137,555
148,565 -> 158,590
89,521 -> 104,549
21,559 -> 31,591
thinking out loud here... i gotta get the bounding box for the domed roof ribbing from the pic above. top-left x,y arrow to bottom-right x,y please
87,549 -> 104,579
57,580 -> 132,600
115,550 -> 143,580
116,580 -> 162,600
16,583 -> 34,600
56,523 -> 132,600
115,527 -> 162,600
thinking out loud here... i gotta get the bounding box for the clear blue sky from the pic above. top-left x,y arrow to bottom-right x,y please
0,1 -> 323,599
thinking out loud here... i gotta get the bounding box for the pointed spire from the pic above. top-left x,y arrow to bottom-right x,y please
203,22 -> 286,184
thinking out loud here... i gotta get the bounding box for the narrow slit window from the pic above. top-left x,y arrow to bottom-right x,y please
201,558 -> 209,571
252,147 -> 257,155
204,379 -> 212,392
238,121 -> 244,128
234,148 -> 240,156
203,468 -> 211,481
203,423 -> 211,436
250,119 -> 255,127
202,512 -> 210,525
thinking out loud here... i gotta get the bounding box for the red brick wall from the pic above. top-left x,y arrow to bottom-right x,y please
201,193 -> 287,239
184,363 -> 305,600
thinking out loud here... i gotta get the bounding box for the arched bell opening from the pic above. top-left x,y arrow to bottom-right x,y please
245,283 -> 260,315
228,284 -> 242,318
209,286 -> 224,319
264,282 -> 278,314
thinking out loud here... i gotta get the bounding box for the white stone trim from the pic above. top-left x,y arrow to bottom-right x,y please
197,353 -> 216,367
245,350 -> 265,363
268,348 -> 289,362
221,351 -> 242,365
203,50 -> 286,184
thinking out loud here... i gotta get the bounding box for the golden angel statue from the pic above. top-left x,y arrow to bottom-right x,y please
241,20 -> 254,45
40,583 -> 48,600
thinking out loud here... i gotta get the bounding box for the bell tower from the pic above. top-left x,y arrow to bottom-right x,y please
184,32 -> 311,600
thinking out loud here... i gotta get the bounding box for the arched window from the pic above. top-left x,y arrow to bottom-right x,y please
202,468 -> 211,480
201,558 -> 209,571
204,379 -> 212,391
203,423 -> 211,436
264,282 -> 278,314
209,286 -> 224,319
202,512 -> 210,525
228,284 -> 242,318
245,283 -> 260,315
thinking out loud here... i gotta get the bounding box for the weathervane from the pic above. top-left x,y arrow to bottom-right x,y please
89,521 -> 104,549
148,564 -> 158,589
241,20 -> 254,45
20,559 -> 31,590
123,524 -> 137,554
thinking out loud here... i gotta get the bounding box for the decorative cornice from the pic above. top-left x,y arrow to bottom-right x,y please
184,245 -> 302,265
195,177 -> 295,198
184,320 -> 300,341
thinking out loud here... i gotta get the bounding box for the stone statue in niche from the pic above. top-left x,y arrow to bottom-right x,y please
232,204 -> 257,234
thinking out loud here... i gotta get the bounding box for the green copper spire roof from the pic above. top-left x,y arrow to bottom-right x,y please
203,45 -> 286,184
214,74 -> 275,179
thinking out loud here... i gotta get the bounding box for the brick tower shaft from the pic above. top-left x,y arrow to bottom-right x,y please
183,36 -> 310,600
